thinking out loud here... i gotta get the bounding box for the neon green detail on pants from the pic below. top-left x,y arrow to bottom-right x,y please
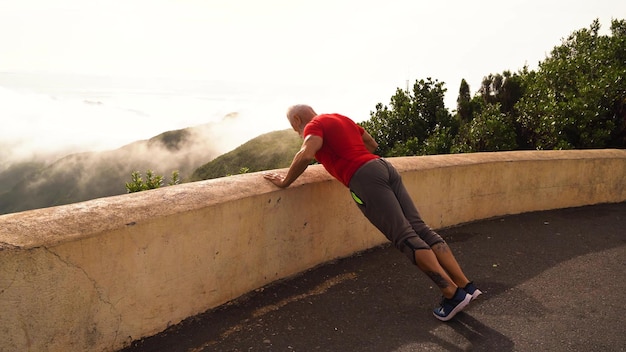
351,191 -> 364,205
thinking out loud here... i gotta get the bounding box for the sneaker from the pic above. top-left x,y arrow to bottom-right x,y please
464,282 -> 483,301
433,288 -> 471,321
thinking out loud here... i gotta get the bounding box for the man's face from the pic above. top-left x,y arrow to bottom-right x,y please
290,116 -> 304,138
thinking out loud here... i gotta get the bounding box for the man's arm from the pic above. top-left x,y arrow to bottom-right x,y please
362,130 -> 378,153
264,134 -> 323,188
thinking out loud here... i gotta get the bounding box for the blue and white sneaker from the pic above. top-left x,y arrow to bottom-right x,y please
433,288 -> 472,321
464,282 -> 483,301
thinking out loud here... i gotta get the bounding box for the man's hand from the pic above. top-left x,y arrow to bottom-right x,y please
263,134 -> 322,189
263,172 -> 287,188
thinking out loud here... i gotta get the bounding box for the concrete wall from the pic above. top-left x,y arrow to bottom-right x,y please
1,149 -> 624,352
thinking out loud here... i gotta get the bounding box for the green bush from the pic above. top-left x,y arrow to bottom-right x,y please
125,170 -> 179,193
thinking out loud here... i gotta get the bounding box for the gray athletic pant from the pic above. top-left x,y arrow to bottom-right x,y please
348,158 -> 444,264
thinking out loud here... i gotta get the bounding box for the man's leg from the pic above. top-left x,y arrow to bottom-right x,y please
431,242 -> 470,288
413,249 -> 458,299
349,159 -> 474,320
414,247 -> 472,322
349,160 -> 458,298
384,159 -> 472,288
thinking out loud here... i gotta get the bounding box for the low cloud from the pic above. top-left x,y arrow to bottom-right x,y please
0,82 -> 289,174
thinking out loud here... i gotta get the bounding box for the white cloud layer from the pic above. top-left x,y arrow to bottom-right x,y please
0,0 -> 624,167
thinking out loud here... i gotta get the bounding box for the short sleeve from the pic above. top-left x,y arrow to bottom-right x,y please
303,118 -> 323,138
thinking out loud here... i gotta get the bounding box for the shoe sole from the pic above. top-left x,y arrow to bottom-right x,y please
433,293 -> 472,322
470,289 -> 483,301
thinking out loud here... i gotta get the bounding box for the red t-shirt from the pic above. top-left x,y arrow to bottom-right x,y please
303,113 -> 379,187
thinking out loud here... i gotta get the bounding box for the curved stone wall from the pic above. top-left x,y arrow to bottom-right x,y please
1,149 -> 624,351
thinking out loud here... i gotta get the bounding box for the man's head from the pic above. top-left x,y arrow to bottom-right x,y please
286,104 -> 317,137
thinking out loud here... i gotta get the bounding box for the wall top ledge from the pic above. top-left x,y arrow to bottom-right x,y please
389,148 -> 626,172
1,149 -> 624,250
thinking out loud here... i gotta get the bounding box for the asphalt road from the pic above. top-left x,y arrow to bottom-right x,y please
121,202 -> 626,352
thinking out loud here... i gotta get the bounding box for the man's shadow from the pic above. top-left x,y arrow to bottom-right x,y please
427,312 -> 515,352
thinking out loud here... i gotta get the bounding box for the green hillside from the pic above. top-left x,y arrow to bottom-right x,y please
0,161 -> 44,194
0,122 -> 227,215
0,124 -> 302,215
190,129 -> 302,181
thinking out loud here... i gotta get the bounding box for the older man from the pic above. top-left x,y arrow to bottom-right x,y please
263,104 -> 481,321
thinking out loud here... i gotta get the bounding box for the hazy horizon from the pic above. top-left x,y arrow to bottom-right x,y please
2,0 -> 625,171
0,72 -> 303,170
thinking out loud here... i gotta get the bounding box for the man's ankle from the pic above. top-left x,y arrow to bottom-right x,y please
442,286 -> 459,299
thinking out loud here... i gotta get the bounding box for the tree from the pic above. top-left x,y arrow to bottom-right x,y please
422,124 -> 457,155
457,79 -> 472,123
515,19 -> 626,149
477,71 -> 524,115
452,103 -> 518,153
360,19 -> 625,155
360,78 -> 454,156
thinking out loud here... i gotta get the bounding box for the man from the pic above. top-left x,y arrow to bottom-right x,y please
263,104 -> 481,321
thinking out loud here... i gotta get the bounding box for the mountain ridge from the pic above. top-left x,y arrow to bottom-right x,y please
0,120 -> 300,215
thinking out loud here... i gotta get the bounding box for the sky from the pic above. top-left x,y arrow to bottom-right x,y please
0,0 -> 624,163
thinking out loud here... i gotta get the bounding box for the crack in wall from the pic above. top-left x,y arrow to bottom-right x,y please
0,266 -> 18,295
41,246 -> 123,345
0,241 -> 19,250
